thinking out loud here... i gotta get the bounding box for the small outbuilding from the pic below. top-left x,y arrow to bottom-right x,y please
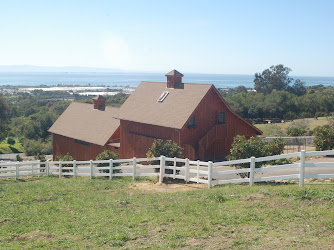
48,97 -> 120,160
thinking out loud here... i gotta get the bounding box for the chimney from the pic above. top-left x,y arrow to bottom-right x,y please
165,69 -> 184,89
92,95 -> 106,111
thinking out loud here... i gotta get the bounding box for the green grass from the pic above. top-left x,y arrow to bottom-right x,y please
0,177 -> 333,249
0,141 -> 24,154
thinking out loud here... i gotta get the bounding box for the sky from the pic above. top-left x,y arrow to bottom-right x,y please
1,0 -> 334,76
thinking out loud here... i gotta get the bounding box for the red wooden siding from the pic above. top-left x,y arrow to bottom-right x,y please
53,134 -> 119,160
120,120 -> 179,159
180,87 -> 258,160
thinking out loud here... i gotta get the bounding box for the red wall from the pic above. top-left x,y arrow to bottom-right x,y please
180,87 -> 258,160
52,134 -> 119,160
119,120 -> 179,159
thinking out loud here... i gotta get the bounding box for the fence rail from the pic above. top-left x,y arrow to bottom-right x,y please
1,150 -> 334,188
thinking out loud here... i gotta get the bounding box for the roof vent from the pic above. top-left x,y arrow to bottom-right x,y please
157,91 -> 169,102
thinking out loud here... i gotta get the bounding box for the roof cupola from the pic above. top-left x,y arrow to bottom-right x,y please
165,69 -> 184,89
92,95 -> 106,111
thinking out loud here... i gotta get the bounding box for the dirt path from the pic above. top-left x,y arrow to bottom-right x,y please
132,181 -> 206,193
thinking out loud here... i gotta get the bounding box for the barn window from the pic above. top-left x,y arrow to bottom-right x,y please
74,139 -> 90,146
218,112 -> 225,124
188,114 -> 196,128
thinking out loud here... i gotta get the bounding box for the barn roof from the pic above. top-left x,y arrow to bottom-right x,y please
114,81 -> 212,129
48,102 -> 120,146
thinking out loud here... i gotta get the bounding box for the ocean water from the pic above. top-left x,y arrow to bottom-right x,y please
0,72 -> 333,89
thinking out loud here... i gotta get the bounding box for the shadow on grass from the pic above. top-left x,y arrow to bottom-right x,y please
214,181 -> 297,188
252,181 -> 297,186
8,146 -> 20,153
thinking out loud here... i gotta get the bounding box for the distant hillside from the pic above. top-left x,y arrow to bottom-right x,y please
0,65 -> 125,73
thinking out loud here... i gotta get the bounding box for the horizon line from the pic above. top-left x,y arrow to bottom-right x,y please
0,65 -> 334,78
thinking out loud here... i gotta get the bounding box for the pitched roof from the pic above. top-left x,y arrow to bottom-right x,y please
165,69 -> 184,76
49,102 -> 120,146
114,81 -> 212,129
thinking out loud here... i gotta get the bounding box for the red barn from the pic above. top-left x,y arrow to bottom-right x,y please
49,70 -> 261,161
48,96 -> 120,160
115,70 -> 261,161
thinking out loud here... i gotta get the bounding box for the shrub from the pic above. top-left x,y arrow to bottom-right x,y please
6,137 -> 15,145
313,125 -> 334,151
146,139 -> 184,173
286,127 -> 307,136
23,138 -> 52,156
228,135 -> 287,177
147,139 -> 183,159
96,150 -> 120,174
16,154 -> 23,162
34,153 -> 46,162
286,120 -> 310,136
265,138 -> 286,156
55,153 -> 74,172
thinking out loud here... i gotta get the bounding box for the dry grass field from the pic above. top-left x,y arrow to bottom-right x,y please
255,116 -> 331,137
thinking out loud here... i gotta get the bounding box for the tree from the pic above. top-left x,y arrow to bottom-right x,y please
0,95 -> 10,141
6,137 -> 15,145
289,79 -> 307,96
254,64 -> 293,94
234,85 -> 248,94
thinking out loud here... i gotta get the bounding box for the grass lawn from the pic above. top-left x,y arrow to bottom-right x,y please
0,177 -> 333,249
0,141 -> 24,154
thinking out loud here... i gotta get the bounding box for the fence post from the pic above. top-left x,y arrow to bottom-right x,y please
132,157 -> 137,181
90,160 -> 93,180
185,158 -> 190,183
249,157 -> 255,186
299,150 -> 306,187
159,155 -> 165,183
15,162 -> 19,180
109,159 -> 113,180
59,161 -> 62,178
208,161 -> 213,189
37,160 -> 41,177
32,162 -> 34,176
73,160 -> 77,179
46,161 -> 49,176
173,157 -> 176,179
197,160 -> 200,184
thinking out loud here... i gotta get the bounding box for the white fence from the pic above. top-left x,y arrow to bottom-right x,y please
1,150 -> 334,188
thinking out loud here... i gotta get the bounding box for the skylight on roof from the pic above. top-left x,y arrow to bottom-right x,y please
157,91 -> 169,102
